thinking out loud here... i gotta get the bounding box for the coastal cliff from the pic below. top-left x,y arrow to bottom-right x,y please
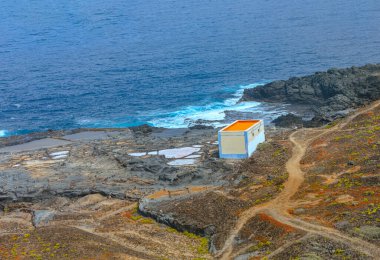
241,64 -> 380,117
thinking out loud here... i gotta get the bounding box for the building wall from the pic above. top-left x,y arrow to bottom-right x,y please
247,121 -> 264,143
220,133 -> 246,155
247,130 -> 265,157
219,120 -> 265,159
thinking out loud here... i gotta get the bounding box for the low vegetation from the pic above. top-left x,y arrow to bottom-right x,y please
294,104 -> 380,243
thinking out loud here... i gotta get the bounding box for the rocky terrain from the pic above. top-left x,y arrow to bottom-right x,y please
0,127 -> 231,202
241,64 -> 380,121
0,126 -> 232,259
294,102 -> 380,244
0,97 -> 379,259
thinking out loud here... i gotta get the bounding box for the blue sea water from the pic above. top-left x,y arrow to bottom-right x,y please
1,0 -> 380,136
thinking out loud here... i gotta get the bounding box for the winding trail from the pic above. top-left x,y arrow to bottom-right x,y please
218,100 -> 380,259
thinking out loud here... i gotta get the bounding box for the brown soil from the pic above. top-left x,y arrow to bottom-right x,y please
0,195 -> 213,259
1,101 -> 380,259
217,100 -> 380,259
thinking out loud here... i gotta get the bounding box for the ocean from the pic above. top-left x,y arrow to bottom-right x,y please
1,0 -> 380,136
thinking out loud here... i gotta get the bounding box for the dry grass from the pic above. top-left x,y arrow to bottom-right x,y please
293,103 -> 380,242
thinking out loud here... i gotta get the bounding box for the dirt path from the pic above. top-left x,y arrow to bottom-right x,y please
266,209 -> 380,258
218,100 -> 380,259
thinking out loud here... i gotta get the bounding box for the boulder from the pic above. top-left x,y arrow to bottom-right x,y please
272,113 -> 331,128
129,124 -> 157,135
32,210 -> 55,227
272,113 -> 303,127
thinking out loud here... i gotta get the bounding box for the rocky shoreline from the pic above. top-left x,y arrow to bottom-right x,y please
240,63 -> 380,123
0,126 -> 234,203
2,63 -> 379,207
1,65 -> 379,259
0,122 -> 288,256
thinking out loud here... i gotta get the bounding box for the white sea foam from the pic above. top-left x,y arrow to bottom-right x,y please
76,118 -> 109,126
0,130 -> 8,137
148,82 -> 267,128
72,82 -> 271,131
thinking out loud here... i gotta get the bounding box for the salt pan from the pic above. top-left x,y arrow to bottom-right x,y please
158,147 -> 200,159
49,151 -> 69,157
167,159 -> 197,166
128,152 -> 147,157
185,155 -> 201,159
52,155 -> 68,160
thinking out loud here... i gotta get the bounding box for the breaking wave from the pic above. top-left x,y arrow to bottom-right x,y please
0,130 -> 9,137
148,82 -> 269,128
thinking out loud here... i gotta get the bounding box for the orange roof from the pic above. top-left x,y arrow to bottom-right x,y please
222,120 -> 260,131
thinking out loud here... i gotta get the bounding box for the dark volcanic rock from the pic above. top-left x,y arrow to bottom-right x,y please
139,191 -> 250,252
188,124 -> 214,130
0,129 -> 69,149
272,113 -> 331,128
304,115 -> 331,127
272,114 -> 303,127
240,64 -> 380,116
129,124 -> 159,135
0,127 -> 229,203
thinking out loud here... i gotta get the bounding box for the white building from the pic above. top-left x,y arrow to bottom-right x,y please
218,120 -> 265,159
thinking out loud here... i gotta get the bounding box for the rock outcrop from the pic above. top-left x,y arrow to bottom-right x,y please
272,114 -> 304,128
241,64 -> 380,117
272,113 -> 331,128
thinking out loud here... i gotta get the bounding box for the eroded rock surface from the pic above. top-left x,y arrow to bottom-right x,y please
241,64 -> 380,119
0,127 -> 229,202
